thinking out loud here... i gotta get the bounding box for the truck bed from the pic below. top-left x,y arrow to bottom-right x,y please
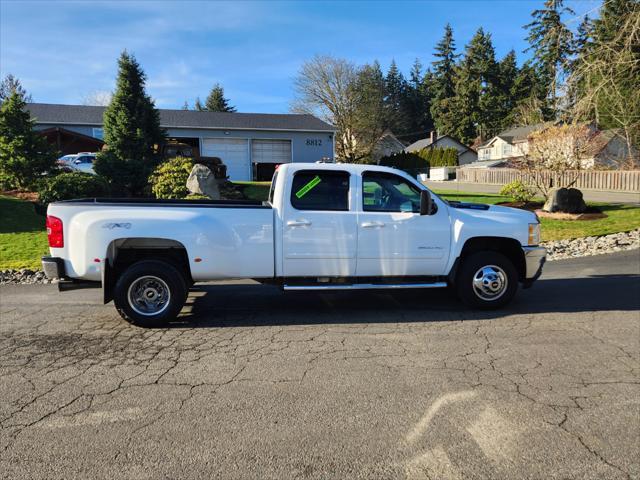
53,198 -> 271,209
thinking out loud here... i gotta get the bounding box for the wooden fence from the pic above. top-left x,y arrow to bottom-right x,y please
456,168 -> 640,192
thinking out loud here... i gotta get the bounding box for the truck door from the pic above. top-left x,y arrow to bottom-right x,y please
282,169 -> 357,277
356,170 -> 451,276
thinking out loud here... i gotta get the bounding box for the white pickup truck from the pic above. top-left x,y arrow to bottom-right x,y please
42,163 -> 546,326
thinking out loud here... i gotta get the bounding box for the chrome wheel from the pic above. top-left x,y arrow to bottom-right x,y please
472,265 -> 508,301
127,275 -> 171,316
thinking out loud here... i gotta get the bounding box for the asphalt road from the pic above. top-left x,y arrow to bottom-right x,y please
1,251 -> 639,479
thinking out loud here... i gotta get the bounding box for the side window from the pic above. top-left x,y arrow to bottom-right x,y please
290,170 -> 350,211
363,172 -> 422,213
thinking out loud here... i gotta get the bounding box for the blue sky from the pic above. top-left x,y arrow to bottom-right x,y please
0,0 -> 600,113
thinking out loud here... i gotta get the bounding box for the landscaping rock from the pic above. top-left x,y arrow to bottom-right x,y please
186,164 -> 221,200
541,229 -> 640,261
0,269 -> 52,285
543,188 -> 587,213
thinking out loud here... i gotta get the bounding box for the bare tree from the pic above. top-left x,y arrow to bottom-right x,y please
80,90 -> 113,106
291,55 -> 370,162
517,123 -> 596,199
569,12 -> 640,165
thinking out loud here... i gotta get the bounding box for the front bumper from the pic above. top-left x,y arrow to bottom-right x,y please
521,246 -> 546,288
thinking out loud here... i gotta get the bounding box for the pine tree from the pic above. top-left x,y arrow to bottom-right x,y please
0,74 -> 32,104
450,28 -> 501,143
524,0 -> 575,112
181,101 -> 189,110
0,92 -> 55,189
352,61 -> 385,162
194,97 -> 204,111
430,24 -> 460,136
383,60 -> 409,136
94,51 -> 165,196
404,59 -> 434,143
205,83 -> 236,112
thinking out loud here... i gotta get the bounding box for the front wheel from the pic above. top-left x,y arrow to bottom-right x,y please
113,260 -> 187,327
456,251 -> 518,309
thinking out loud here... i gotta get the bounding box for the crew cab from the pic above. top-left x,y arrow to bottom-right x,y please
42,163 -> 546,326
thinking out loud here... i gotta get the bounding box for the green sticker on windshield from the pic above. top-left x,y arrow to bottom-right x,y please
295,175 -> 322,198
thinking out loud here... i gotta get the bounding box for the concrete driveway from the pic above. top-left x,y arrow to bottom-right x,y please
1,251 -> 639,479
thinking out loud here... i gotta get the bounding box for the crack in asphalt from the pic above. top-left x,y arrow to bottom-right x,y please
0,290 -> 638,479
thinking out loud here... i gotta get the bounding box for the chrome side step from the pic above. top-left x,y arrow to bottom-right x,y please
283,282 -> 447,291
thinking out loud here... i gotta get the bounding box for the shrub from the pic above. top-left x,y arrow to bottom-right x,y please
0,92 -> 57,190
38,172 -> 109,204
499,179 -> 537,203
149,156 -> 193,199
379,151 -> 429,177
422,147 -> 458,167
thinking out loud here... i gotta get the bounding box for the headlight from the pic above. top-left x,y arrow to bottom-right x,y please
528,223 -> 541,245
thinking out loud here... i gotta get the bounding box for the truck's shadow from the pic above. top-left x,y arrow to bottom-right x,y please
172,274 -> 640,328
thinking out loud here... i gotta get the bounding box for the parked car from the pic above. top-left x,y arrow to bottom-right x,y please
56,153 -> 97,174
42,163 -> 546,326
66,153 -> 97,174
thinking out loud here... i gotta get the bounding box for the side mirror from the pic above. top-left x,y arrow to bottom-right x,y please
420,189 -> 433,215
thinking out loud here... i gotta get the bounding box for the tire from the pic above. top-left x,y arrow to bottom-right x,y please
113,260 -> 187,327
456,251 -> 518,309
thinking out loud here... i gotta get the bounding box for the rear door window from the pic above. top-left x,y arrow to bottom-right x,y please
290,170 -> 350,211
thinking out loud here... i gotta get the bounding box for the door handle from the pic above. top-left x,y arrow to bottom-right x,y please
287,219 -> 312,227
361,221 -> 385,228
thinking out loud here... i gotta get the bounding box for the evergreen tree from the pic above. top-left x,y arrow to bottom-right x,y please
383,60 -> 409,136
592,0 -> 637,43
352,61 -> 386,162
496,50 -> 519,129
0,92 -> 55,189
524,0 -> 575,112
450,28 -> 501,143
205,83 -> 236,112
194,97 -> 204,111
430,24 -> 460,136
94,51 -> 165,196
0,74 -> 32,104
404,59 -> 434,143
181,101 -> 189,110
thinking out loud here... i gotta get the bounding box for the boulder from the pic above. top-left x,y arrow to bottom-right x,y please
543,187 -> 587,213
186,164 -> 220,200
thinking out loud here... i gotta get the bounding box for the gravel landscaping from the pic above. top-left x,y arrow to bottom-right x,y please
542,228 -> 639,261
2,229 -> 638,285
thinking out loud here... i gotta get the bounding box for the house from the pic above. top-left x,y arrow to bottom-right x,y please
581,129 -> 638,169
476,123 -> 551,164
474,123 -> 637,169
404,132 -> 477,165
27,103 -> 335,181
371,131 -> 405,163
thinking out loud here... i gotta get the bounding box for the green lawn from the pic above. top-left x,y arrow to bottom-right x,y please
0,196 -> 48,270
1,187 -> 638,270
234,181 -> 271,202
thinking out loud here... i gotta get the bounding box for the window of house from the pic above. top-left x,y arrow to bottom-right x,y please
362,171 -> 422,213
290,170 -> 350,211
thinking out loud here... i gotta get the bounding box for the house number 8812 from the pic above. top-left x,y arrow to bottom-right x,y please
306,139 -> 322,146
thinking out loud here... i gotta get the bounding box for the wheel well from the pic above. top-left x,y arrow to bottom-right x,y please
103,239 -> 192,304
458,237 -> 526,281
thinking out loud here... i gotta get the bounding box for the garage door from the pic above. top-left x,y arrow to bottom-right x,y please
201,138 -> 249,181
251,140 -> 292,164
